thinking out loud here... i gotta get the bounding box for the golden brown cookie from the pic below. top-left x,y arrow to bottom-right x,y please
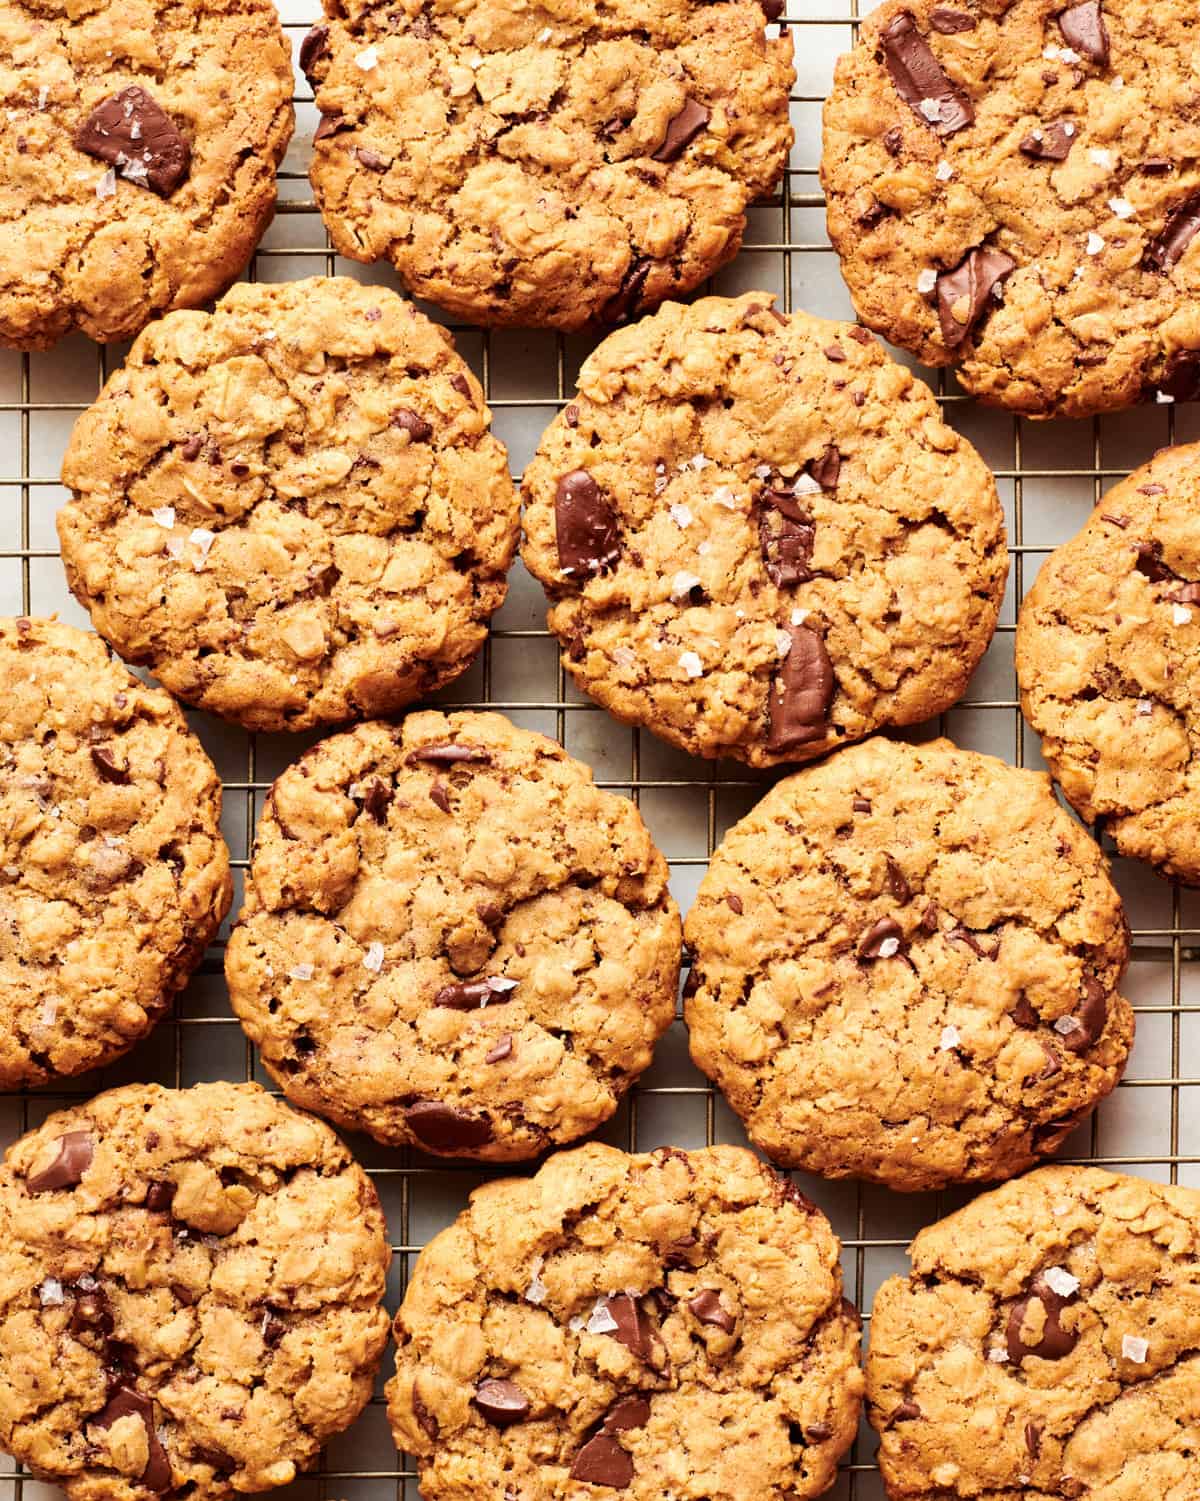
868,1164 -> 1200,1499
387,1142 -> 864,1501
58,278 -> 519,735
300,0 -> 793,329
0,617 -> 231,1088
684,735 -> 1134,1191
0,1080 -> 391,1501
520,293 -> 1007,767
1017,442 -> 1200,885
224,710 -> 681,1159
822,0 -> 1200,418
0,0 -> 292,347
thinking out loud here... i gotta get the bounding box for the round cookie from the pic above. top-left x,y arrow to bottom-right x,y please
300,0 -> 793,330
1017,442 -> 1200,885
0,1080 -> 391,1501
0,0 -> 292,348
684,735 -> 1134,1192
822,0 -> 1200,419
868,1164 -> 1200,1499
58,278 -> 519,735
0,617 -> 231,1088
520,292 -> 1007,767
386,1142 -> 864,1501
224,710 -> 681,1159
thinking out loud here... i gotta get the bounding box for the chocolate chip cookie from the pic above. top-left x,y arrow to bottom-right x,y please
0,0 -> 292,348
1017,443 -> 1200,885
520,293 -> 1006,767
822,0 -> 1200,418
684,735 -> 1134,1191
868,1164 -> 1200,1499
0,618 -> 231,1088
300,0 -> 793,329
0,1080 -> 391,1501
58,278 -> 519,734
387,1142 -> 864,1500
224,710 -> 681,1158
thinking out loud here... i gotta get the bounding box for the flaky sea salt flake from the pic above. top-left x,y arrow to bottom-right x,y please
1122,1334 -> 1148,1363
363,942 -> 384,973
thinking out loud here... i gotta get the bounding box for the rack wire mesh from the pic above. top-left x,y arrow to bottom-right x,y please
3,0 -> 1200,1496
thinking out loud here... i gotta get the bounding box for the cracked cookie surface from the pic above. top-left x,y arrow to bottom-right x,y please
1016,442 -> 1200,885
0,618 -> 231,1088
868,1164 -> 1200,1499
520,292 -> 1006,767
58,278 -> 519,735
684,735 -> 1133,1191
386,1141 -> 864,1501
822,0 -> 1200,419
0,1080 -> 391,1501
301,0 -> 793,330
0,0 -> 292,348
224,710 -> 681,1159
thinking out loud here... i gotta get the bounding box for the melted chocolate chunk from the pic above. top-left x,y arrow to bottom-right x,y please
892,1399 -> 922,1421
299,24 -> 329,79
473,1377 -> 529,1427
91,745 -> 130,784
1006,1274 -> 1080,1363
936,246 -> 1016,348
1059,977 -> 1107,1052
726,893 -> 743,914
808,444 -> 841,490
881,11 -> 974,136
485,1033 -> 513,1064
929,6 -> 975,30
407,742 -> 491,765
652,98 -> 710,162
603,1294 -> 658,1361
314,113 -> 352,142
76,86 -> 190,197
603,1397 -> 651,1432
180,433 -> 204,461
858,915 -> 905,960
70,1285 -> 114,1337
433,980 -> 493,1010
758,492 -> 815,586
1011,996 -> 1039,1028
688,1288 -> 736,1333
766,625 -> 834,753
357,147 -> 390,171
1135,540 -> 1170,581
391,408 -> 433,442
1146,195 -> 1200,272
1018,119 -> 1076,161
145,1180 -> 175,1213
570,1434 -> 634,1488
883,125 -> 904,155
555,471 -> 621,578
1159,351 -> 1200,402
601,258 -> 650,325
27,1130 -> 94,1192
92,1387 -> 172,1491
1057,1 -> 1109,66
1026,1422 -> 1042,1459
362,777 -> 392,822
885,856 -> 912,904
404,1100 -> 493,1152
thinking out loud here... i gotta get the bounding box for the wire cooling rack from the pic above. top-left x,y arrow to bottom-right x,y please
4,1 -> 1200,1497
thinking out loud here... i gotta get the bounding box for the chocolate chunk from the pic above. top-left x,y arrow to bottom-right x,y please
653,98 -> 710,162
412,1389 -> 439,1439
145,1180 -> 175,1212
171,1283 -> 196,1307
858,916 -> 905,960
1006,1274 -> 1080,1363
853,797 -> 872,813
75,86 -> 190,197
758,492 -> 814,586
357,147 -> 390,171
485,1033 -> 513,1064
760,0 -> 784,18
1026,1422 -> 1042,1459
1174,581 -> 1200,605
1159,350 -> 1200,402
433,980 -> 494,1010
28,1131 -> 94,1192
362,777 -> 392,822
726,893 -> 743,914
936,247 -> 1016,348
601,258 -> 650,325
688,1288 -> 736,1333
392,408 -> 433,442
555,470 -> 621,578
180,434 -> 204,461
1146,195 -> 1200,272
929,6 -> 975,30
858,195 -> 894,228
883,125 -> 904,155
91,745 -> 130,785
892,1399 -> 922,1421
1060,978 -> 1107,1052
881,11 -> 974,136
314,113 -> 352,141
473,1377 -> 529,1427
1057,1 -> 1109,66
405,1100 -> 493,1151
603,1397 -> 651,1432
407,742 -> 490,765
1018,119 -> 1076,161
682,966 -> 700,999
1142,158 -> 1172,175
808,444 -> 841,490
805,1421 -> 833,1441
70,1286 -> 114,1337
885,856 -> 911,904
766,625 -> 834,753
603,1294 -> 657,1361
261,1311 -> 286,1347
947,925 -> 996,958
570,1434 -> 634,1488
1011,996 -> 1039,1028
299,23 -> 329,79
92,1387 -> 172,1491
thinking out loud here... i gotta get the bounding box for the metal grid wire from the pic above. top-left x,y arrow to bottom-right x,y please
3,1 -> 1200,1498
